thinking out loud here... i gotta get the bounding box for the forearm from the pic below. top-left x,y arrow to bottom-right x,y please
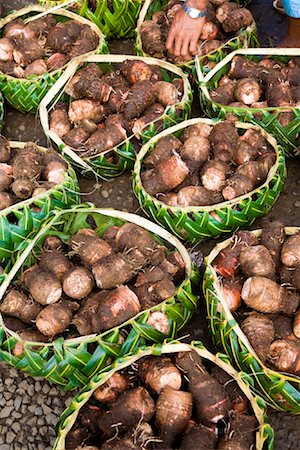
184,0 -> 208,10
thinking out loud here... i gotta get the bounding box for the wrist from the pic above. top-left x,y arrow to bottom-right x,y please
184,0 -> 208,10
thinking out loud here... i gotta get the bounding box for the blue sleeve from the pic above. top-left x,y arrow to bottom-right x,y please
282,0 -> 300,18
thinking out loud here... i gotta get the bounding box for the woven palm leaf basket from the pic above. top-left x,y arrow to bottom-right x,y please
197,48 -> 300,157
203,227 -> 300,414
39,54 -> 192,180
0,141 -> 79,287
133,117 -> 286,243
53,340 -> 273,450
135,0 -> 258,76
0,206 -> 199,390
0,5 -> 107,114
38,0 -> 144,38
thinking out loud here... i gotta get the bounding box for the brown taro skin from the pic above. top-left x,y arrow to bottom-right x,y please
63,127 -> 90,149
241,313 -> 275,362
176,186 -> 215,207
85,120 -> 126,155
0,289 -> 42,324
73,291 -> 108,335
241,276 -> 300,316
138,356 -> 182,394
93,372 -> 129,404
222,174 -> 255,200
62,267 -> 94,300
209,122 -> 239,159
234,78 -> 262,105
12,143 -> 43,179
132,103 -> 165,135
146,155 -> 189,196
123,80 -> 154,120
281,234 -> 300,267
97,387 -> 155,439
222,8 -> 253,33
156,386 -> 193,446
180,423 -> 217,450
39,250 -> 72,281
140,21 -> 165,57
239,245 -> 276,279
35,303 -> 73,336
201,160 -> 231,192
154,81 -> 179,106
134,278 -> 176,309
49,103 -> 71,139
144,135 -> 182,167
22,266 -> 62,305
97,285 -> 141,330
268,339 -> 300,374
217,412 -> 257,450
176,351 -> 231,424
92,253 -> 134,290
260,220 -> 285,268
46,21 -> 82,53
0,135 -> 11,163
121,59 -> 152,84
210,82 -> 235,106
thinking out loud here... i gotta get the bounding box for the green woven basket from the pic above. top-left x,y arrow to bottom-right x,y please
197,48 -> 300,157
38,0 -> 143,37
0,206 -> 199,390
53,340 -> 274,450
0,5 -> 107,114
203,227 -> 300,414
135,0 -> 258,75
39,54 -> 193,180
133,118 -> 286,243
0,141 -> 79,287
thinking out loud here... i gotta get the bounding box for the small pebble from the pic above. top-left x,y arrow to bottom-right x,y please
6,431 -> 16,444
101,189 -> 109,198
0,406 -> 14,419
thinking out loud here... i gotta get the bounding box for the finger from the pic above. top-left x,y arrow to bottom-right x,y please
174,36 -> 183,56
183,52 -> 193,61
166,27 -> 175,52
189,38 -> 199,55
181,38 -> 190,59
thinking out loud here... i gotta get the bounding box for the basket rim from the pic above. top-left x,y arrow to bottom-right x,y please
204,226 -> 300,385
133,117 -> 284,213
53,340 -> 273,450
0,206 -> 194,346
0,140 -> 77,216
39,53 -> 192,177
135,0 -> 257,67
0,5 -> 105,82
197,47 -> 300,113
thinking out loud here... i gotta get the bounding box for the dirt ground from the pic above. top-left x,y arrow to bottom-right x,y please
1,0 -> 300,448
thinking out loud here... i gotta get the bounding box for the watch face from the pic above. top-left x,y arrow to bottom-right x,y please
190,9 -> 199,18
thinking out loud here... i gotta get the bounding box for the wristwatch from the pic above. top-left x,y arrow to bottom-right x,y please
182,2 -> 207,19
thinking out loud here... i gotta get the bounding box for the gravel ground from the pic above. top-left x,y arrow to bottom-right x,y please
0,365 -> 72,449
1,0 -> 300,448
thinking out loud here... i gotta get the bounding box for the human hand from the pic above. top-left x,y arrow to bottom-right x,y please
166,4 -> 207,60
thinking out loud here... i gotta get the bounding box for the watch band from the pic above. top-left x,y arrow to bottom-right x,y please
182,3 -> 207,19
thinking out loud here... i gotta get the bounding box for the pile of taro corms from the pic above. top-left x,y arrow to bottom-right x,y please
141,120 -> 275,206
0,136 -> 67,210
65,351 -> 258,449
140,0 -> 254,63
210,56 -> 300,124
0,223 -> 185,351
214,220 -> 300,375
49,60 -> 182,157
0,14 -> 99,78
